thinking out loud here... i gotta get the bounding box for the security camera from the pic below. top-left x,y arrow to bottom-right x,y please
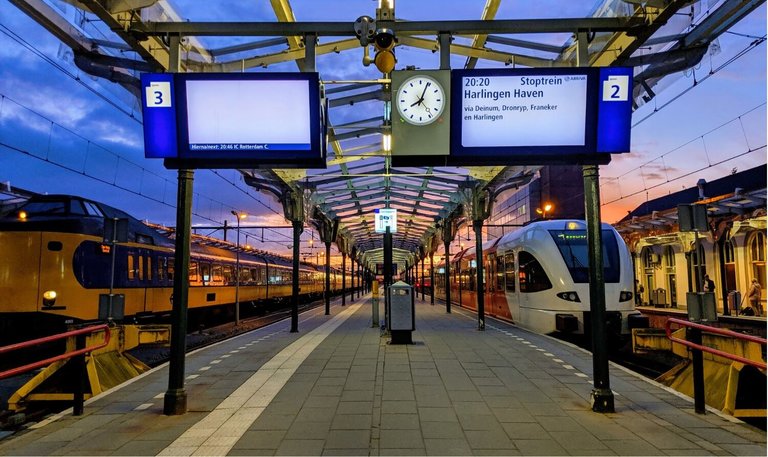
374,28 -> 396,50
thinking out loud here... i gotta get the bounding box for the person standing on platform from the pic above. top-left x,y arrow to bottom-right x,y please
635,280 -> 644,306
703,274 -> 715,294
748,278 -> 762,316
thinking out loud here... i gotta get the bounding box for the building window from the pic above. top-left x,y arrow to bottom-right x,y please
724,233 -> 737,293
640,247 -> 654,304
749,231 -> 766,289
692,243 -> 706,290
664,246 -> 677,307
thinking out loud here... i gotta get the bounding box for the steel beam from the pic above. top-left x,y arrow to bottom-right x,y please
132,17 -> 643,37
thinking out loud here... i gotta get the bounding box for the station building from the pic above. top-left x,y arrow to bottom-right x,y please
613,165 -> 766,316
486,165 -> 586,238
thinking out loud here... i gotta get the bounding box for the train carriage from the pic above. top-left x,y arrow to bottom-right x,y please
436,220 -> 638,337
0,195 -> 348,343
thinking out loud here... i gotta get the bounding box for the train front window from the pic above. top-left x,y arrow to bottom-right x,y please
69,200 -> 87,215
19,201 -> 67,216
548,229 -> 620,283
83,201 -> 103,217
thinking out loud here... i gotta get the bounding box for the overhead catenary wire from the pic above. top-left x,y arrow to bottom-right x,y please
632,33 -> 766,127
602,103 -> 766,206
0,23 -> 141,123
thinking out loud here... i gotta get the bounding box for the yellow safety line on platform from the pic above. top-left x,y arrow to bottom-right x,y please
158,302 -> 363,456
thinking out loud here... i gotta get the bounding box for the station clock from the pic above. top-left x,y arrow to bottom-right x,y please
395,74 -> 446,126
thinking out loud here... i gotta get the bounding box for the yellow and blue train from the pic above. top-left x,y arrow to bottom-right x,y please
0,194 -> 350,344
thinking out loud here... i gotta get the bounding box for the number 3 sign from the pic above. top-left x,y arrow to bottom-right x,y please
146,81 -> 172,108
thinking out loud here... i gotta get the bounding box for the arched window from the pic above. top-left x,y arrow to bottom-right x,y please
724,232 -> 736,292
692,243 -> 706,290
749,231 -> 766,289
664,246 -> 676,268
664,246 -> 677,307
642,247 -> 655,269
640,247 -> 655,304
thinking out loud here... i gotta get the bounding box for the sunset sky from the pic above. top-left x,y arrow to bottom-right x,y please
0,1 -> 764,260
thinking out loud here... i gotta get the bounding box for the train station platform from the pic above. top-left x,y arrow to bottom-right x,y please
0,294 -> 765,456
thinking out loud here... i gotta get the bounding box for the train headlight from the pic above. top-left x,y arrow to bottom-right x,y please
18,210 -> 28,221
619,291 -> 633,302
42,290 -> 57,307
556,291 -> 581,303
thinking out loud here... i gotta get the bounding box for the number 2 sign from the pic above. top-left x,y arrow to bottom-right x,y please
602,75 -> 629,102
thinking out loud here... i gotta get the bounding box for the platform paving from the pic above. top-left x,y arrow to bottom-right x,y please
0,293 -> 765,456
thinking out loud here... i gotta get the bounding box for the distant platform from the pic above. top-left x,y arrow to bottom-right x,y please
1,295 -> 765,456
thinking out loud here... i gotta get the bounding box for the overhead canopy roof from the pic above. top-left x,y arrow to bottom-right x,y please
9,0 -> 760,268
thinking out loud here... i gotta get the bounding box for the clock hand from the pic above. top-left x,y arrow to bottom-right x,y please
418,83 -> 430,103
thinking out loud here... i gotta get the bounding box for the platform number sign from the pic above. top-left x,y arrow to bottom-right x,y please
602,75 -> 629,102
146,81 -> 172,107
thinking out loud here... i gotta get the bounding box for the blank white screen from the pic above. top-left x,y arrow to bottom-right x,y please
186,79 -> 312,145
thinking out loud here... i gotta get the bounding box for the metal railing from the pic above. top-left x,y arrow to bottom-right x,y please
0,324 -> 111,415
665,318 -> 767,370
665,317 -> 766,414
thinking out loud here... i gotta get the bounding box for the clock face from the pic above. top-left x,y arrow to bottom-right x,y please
396,75 -> 445,126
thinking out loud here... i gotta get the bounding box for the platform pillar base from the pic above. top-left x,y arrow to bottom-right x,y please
390,330 -> 412,345
590,388 -> 615,413
164,389 -> 187,415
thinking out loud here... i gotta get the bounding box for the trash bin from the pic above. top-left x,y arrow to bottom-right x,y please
388,281 -> 414,344
728,290 -> 742,315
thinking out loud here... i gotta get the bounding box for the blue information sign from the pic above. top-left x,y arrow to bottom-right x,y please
140,72 -> 326,169
443,67 -> 633,166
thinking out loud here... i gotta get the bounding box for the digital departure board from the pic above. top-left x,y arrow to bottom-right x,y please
141,72 -> 326,169
449,67 -> 633,165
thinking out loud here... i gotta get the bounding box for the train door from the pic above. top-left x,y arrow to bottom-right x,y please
492,254 -> 511,320
503,250 -> 520,322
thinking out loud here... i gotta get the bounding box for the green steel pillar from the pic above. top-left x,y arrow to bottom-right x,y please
430,252 -> 435,306
444,238 -> 452,313
341,253 -> 346,307
165,168 -> 193,415
583,164 -> 614,413
442,218 -> 458,314
291,219 -> 302,333
473,219 -> 485,330
325,241 -> 331,315
164,34 -> 190,416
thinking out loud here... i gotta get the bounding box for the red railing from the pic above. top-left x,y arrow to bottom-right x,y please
0,324 -> 111,380
665,317 -> 766,370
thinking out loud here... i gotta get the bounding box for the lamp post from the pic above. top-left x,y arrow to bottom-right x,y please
536,202 -> 554,219
230,210 -> 247,325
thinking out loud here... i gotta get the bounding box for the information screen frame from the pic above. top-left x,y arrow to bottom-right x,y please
141,72 -> 326,169
447,67 -> 630,166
